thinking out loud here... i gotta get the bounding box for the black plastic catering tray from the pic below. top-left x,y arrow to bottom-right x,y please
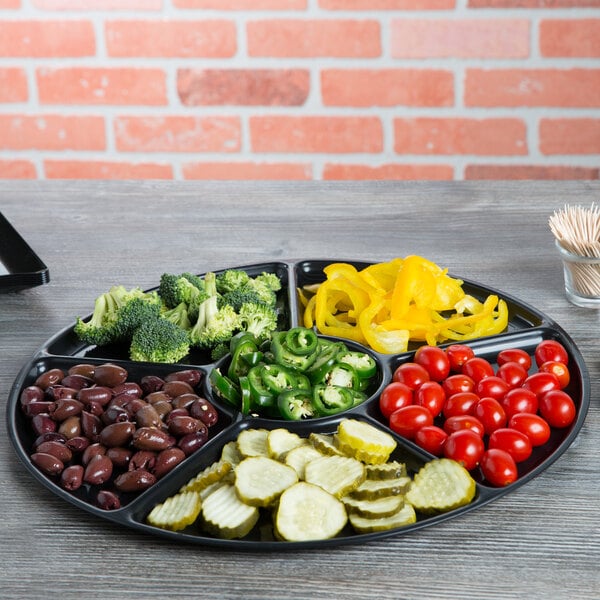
6,260 -> 590,550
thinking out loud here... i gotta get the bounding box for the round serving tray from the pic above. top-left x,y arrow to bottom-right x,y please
6,260 -> 590,550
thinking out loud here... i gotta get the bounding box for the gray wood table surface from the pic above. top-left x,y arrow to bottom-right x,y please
1,180 -> 599,600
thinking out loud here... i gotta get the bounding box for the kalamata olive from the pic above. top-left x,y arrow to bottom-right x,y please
162,380 -> 194,398
135,404 -> 162,428
102,405 -> 130,425
50,398 -> 84,422
165,407 -> 189,422
112,382 -> 142,399
77,386 -> 112,407
123,398 -> 147,416
65,435 -> 90,453
99,421 -> 136,447
83,454 -> 113,485
145,391 -> 171,405
34,431 -> 66,448
60,464 -> 84,491
150,400 -> 172,420
31,452 -> 64,476
165,369 -> 202,388
189,398 -> 219,427
20,385 -> 44,406
171,393 -> 199,410
23,401 -> 55,417
106,446 -> 132,469
114,468 -> 156,493
177,428 -> 208,456
132,427 -> 175,451
140,375 -> 165,395
31,414 -> 57,436
60,373 -> 93,390
46,386 -> 78,400
168,415 -> 202,437
58,415 -> 81,439
96,489 -> 121,510
68,363 -> 96,379
129,450 -> 156,471
153,447 -> 186,479
80,411 -> 102,441
36,440 -> 73,463
34,368 -> 65,390
93,363 -> 128,387
82,442 -> 107,466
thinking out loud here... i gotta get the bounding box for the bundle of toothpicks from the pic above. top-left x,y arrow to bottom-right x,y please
549,204 -> 600,297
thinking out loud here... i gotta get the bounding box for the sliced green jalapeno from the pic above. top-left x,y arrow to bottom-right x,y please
284,327 -> 319,355
209,368 -> 241,407
335,350 -> 377,379
323,362 -> 360,390
312,384 -> 354,416
277,389 -> 316,420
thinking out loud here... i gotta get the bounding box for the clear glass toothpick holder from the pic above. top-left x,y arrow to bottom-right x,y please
556,240 -> 600,308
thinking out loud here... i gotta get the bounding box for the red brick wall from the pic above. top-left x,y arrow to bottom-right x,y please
0,0 -> 598,180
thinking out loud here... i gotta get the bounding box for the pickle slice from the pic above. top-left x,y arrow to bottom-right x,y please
336,419 -> 397,465
309,432 -> 344,456
201,483 -> 259,539
267,428 -> 306,461
146,491 -> 201,532
405,458 -> 476,515
234,456 -> 299,507
342,493 -> 405,519
304,454 -> 366,498
284,444 -> 323,479
350,476 -> 412,500
237,428 -> 270,458
221,440 -> 243,466
349,502 -> 417,533
366,460 -> 407,480
179,459 -> 232,494
275,482 -> 348,542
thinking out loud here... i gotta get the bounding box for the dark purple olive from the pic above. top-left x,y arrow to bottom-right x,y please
46,386 -> 78,400
83,454 -> 113,485
65,435 -> 90,453
129,450 -> 156,471
34,368 -> 65,390
93,363 -> 128,387
153,447 -> 186,479
189,398 -> 219,427
31,414 -> 57,436
140,375 -> 165,395
36,440 -> 73,463
164,369 -> 202,388
168,415 -> 202,437
150,400 -> 172,420
50,398 -> 83,422
124,398 -> 147,417
96,490 -> 121,510
132,427 -> 175,451
135,404 -> 162,429
165,407 -> 189,422
77,386 -> 112,407
80,411 -> 102,441
162,380 -> 194,398
34,431 -> 66,448
20,385 -> 44,406
23,401 -> 55,417
60,464 -> 84,491
60,373 -> 93,390
102,405 -> 130,425
145,391 -> 171,405
171,393 -> 199,410
106,446 -> 132,469
114,469 -> 156,493
67,363 -> 96,379
177,428 -> 208,456
99,421 -> 136,448
31,452 -> 64,476
82,442 -> 106,466
112,382 -> 142,399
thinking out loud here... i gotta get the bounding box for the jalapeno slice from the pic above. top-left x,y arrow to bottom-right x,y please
312,384 -> 354,416
271,331 -> 318,371
247,365 -> 276,409
323,362 -> 360,389
260,363 -> 299,395
335,350 -> 377,379
209,368 -> 241,407
284,327 -> 319,355
305,341 -> 345,384
239,376 -> 252,415
277,389 -> 316,420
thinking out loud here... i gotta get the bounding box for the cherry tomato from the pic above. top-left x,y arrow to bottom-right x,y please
379,382 -> 413,419
443,429 -> 485,471
414,425 -> 448,456
496,361 -> 528,389
414,346 -> 450,382
522,371 -> 561,398
476,375 -> 510,402
445,344 -> 475,372
442,373 -> 475,396
538,360 -> 570,389
388,405 -> 433,440
473,397 -> 507,435
462,356 -> 495,383
443,391 -> 479,418
488,427 -> 533,463
414,381 -> 446,418
509,413 -> 551,447
538,390 -> 576,428
443,414 -> 485,438
481,448 -> 518,487
534,339 -> 569,367
501,387 -> 538,418
496,348 -> 532,370
392,362 -> 430,390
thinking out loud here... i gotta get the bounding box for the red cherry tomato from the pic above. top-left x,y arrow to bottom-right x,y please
509,413 -> 551,447
414,381 -> 446,418
538,361 -> 570,389
388,405 -> 433,440
462,357 -> 495,383
443,391 -> 479,418
443,414 -> 485,438
522,371 -> 561,398
488,428 -> 533,463
443,429 -> 485,471
445,344 -> 475,372
534,339 -> 569,367
442,373 -> 475,396
481,448 -> 518,487
501,387 -> 538,418
496,361 -> 528,389
379,382 -> 413,419
392,362 -> 430,390
473,397 -> 507,435
414,346 -> 450,382
414,425 -> 448,457
496,348 -> 532,370
538,390 -> 576,428
476,375 -> 510,402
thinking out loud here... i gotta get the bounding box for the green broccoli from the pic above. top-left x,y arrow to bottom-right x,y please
74,285 -> 161,347
215,269 -> 251,294
237,301 -> 278,344
220,286 -> 265,312
210,342 -> 230,361
254,272 -> 282,292
129,316 -> 190,363
158,272 -> 205,309
161,301 -> 192,331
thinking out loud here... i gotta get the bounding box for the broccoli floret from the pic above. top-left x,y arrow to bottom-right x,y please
254,272 -> 282,292
215,269 -> 251,294
129,316 -> 190,363
161,301 -> 192,331
244,279 -> 277,307
74,285 -> 161,346
220,286 -> 265,312
158,272 -> 204,309
238,302 -> 278,344
210,342 -> 230,361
